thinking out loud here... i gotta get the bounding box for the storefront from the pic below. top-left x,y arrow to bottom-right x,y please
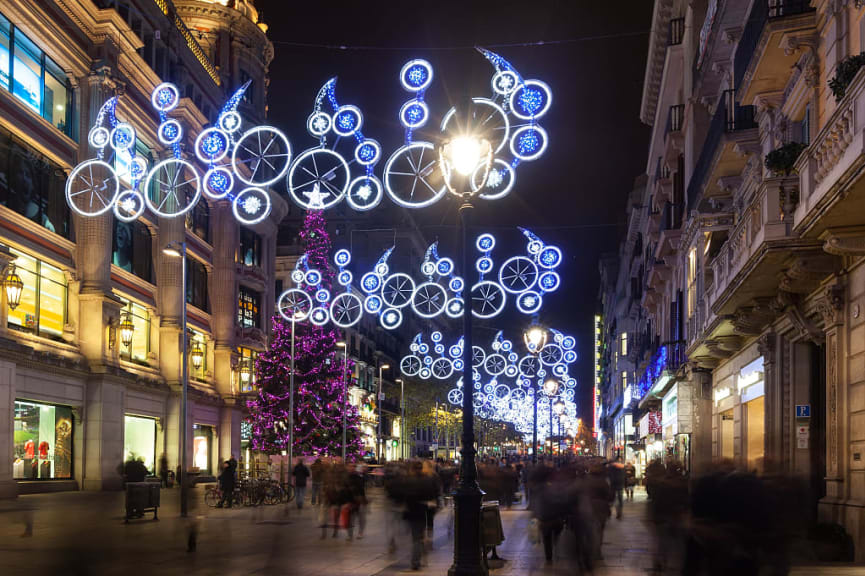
123,415 -> 157,473
12,399 -> 74,480
712,346 -> 765,472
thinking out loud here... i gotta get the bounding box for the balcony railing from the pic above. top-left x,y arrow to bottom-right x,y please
636,340 -> 687,400
734,1 -> 768,90
659,201 -> 682,233
669,17 -> 685,47
655,156 -> 670,182
666,104 -> 684,136
768,0 -> 816,19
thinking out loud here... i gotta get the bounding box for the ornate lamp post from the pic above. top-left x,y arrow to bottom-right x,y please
523,325 -> 547,464
543,378 -> 560,457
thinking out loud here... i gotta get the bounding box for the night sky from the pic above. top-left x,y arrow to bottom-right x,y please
256,0 -> 653,424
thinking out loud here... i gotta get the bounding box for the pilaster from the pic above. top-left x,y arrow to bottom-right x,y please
819,281 -> 846,502
0,361 -> 17,498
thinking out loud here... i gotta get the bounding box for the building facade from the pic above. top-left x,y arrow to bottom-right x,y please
0,0 -> 282,497
602,0 -> 865,556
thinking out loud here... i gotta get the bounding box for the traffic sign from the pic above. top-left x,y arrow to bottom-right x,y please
796,405 -> 811,418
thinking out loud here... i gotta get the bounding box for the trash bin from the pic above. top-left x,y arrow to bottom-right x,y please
481,500 -> 504,548
125,481 -> 160,522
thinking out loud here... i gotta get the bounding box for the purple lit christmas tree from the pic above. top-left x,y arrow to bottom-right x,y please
246,211 -> 363,458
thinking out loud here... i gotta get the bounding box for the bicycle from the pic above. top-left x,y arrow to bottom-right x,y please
204,485 -> 242,507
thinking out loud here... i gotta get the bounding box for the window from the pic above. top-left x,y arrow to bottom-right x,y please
801,104 -> 810,145
124,415 -> 156,473
237,286 -> 260,329
115,141 -> 152,187
237,347 -> 258,392
186,258 -> 209,311
239,228 -> 261,267
113,219 -> 152,282
13,400 -> 73,480
186,198 -> 210,242
620,332 -> 628,356
0,124 -> 71,237
621,372 -> 628,395
118,298 -> 150,363
0,13 -> 73,136
192,424 -> 213,474
189,330 -> 208,381
8,250 -> 67,339
687,248 -> 697,318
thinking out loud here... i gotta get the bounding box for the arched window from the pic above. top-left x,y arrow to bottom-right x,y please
113,219 -> 153,282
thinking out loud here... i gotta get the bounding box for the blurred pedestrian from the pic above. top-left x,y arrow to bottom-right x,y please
159,453 -> 169,487
292,458 -> 310,509
217,457 -> 237,508
624,460 -> 636,501
310,457 -> 323,505
608,456 -> 625,519
348,464 -> 368,538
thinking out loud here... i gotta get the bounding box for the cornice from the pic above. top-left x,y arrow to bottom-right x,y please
640,0 -> 675,126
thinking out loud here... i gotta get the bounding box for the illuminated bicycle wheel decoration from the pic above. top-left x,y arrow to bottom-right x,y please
539,343 -> 564,366
448,389 -> 463,406
432,358 -> 454,380
518,355 -> 539,378
471,281 -> 506,319
277,288 -> 314,322
381,273 -> 415,309
287,148 -> 350,210
484,353 -> 507,376
472,346 -> 486,368
411,282 -> 448,318
498,256 -> 538,294
383,143 -> 447,208
143,158 -> 201,217
329,292 -> 363,327
66,160 -> 120,216
441,98 -> 510,153
232,126 -> 292,186
401,354 -> 422,377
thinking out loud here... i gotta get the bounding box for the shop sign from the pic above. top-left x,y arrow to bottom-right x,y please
797,425 -> 809,449
648,411 -> 662,434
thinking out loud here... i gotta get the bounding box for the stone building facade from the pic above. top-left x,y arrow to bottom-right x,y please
600,0 -> 865,556
0,0 -> 283,497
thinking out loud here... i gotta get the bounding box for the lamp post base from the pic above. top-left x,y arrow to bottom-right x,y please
448,482 -> 488,576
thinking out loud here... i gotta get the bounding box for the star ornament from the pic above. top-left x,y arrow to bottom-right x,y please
355,184 -> 372,201
313,116 -> 328,132
120,197 -> 137,214
303,182 -> 331,208
243,196 -> 262,214
486,169 -> 504,188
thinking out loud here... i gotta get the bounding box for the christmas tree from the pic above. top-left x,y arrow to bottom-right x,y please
246,211 -> 363,458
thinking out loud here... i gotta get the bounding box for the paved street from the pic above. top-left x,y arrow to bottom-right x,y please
0,487 -> 861,575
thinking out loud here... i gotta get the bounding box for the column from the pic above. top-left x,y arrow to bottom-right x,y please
219,405 -> 242,462
758,332 -> 780,469
210,201 -> 238,399
82,377 -> 125,491
819,283 -> 846,506
0,361 -> 16,498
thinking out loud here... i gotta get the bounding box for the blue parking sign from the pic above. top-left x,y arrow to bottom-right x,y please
796,405 -> 811,418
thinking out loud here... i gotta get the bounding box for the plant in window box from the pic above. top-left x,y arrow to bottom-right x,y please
829,53 -> 865,102
765,141 -> 807,220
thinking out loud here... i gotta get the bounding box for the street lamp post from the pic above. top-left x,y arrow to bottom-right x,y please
396,378 -> 404,459
523,325 -> 548,465
163,241 -> 188,517
377,363 -> 389,461
543,379 -> 559,459
337,337 -> 349,462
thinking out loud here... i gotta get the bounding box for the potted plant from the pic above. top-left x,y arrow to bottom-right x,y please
765,142 -> 806,219
829,53 -> 865,101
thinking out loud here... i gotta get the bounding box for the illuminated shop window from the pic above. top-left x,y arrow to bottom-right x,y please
7,250 -> 66,339
237,286 -> 260,329
237,346 -> 259,393
13,400 -> 73,480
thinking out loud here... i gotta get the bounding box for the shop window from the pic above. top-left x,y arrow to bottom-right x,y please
0,12 -> 73,137
124,415 -> 156,473
239,228 -> 261,267
189,329 -> 208,382
13,400 -> 73,479
118,298 -> 150,363
113,219 -> 153,282
237,286 -> 260,329
746,396 -> 765,473
193,424 -> 213,474
186,198 -> 210,242
620,332 -> 628,356
237,346 -> 259,392
0,124 -> 71,237
720,409 -> 734,460
186,258 -> 209,311
7,250 -> 67,339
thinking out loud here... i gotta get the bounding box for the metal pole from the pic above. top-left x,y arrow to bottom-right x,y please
342,332 -> 348,463
549,397 -> 553,458
180,243 -> 188,517
400,379 -> 405,460
435,399 -> 439,460
377,366 -> 382,462
289,317 -> 295,478
449,200 -> 485,576
532,377 -> 538,465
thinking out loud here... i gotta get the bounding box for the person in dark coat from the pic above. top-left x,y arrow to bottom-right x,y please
608,456 -> 626,519
292,459 -> 310,509
218,457 -> 237,508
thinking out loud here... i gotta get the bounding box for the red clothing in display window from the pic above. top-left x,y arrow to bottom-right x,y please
39,441 -> 50,459
24,439 -> 35,459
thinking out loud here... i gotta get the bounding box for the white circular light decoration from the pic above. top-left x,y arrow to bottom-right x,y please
143,158 -> 202,218
471,281 -> 506,318
380,307 -> 403,330
434,344 -> 445,354
516,291 -> 543,314
219,111 -> 242,133
492,70 -> 520,95
332,105 -> 363,137
498,256 -> 538,294
431,331 -> 442,342
510,125 -> 548,162
538,271 -> 561,292
420,367 -> 432,380
309,307 -> 329,326
364,294 -> 383,314
384,143 -> 447,209
537,245 -> 563,269
401,355 -> 422,377
454,359 -> 464,371
109,123 -> 135,151
528,240 -> 543,255
505,365 -> 519,378
337,270 -> 353,286
202,167 -> 234,199
477,159 -> 516,201
232,187 -> 272,225
151,82 -> 180,112
305,269 -> 322,285
441,98 -> 510,154
361,272 -> 381,293
539,343 -> 564,366
329,292 -> 363,327
476,257 -> 494,274
88,126 -> 110,149
476,234 -> 496,252
66,159 -> 120,217
509,79 -> 553,120
449,277 -> 464,292
381,273 -> 415,309
307,111 -> 331,137
288,148 -> 350,210
291,270 -> 305,284
412,282 -> 448,318
563,350 -> 578,364
354,139 -> 381,166
421,261 -> 437,277
315,288 -> 331,303
432,358 -> 454,380
158,120 -> 183,146
375,262 -> 389,276
278,288 -> 314,322
195,127 -> 230,163
346,176 -> 383,211
446,298 -> 464,318
399,100 -> 429,129
400,59 -> 434,92
233,126 -> 292,186
553,363 -> 567,377
114,190 -> 145,222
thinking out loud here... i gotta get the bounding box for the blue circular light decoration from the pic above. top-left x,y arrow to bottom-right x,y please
449,345 -> 461,358
307,111 -> 331,136
158,120 -> 182,145
315,288 -> 331,303
423,356 -> 433,366
539,271 -> 561,291
454,359 -> 464,371
400,59 -> 434,92
538,246 -> 563,269
354,140 -> 381,166
449,277 -> 464,293
562,336 -> 576,350
337,270 -> 353,286
399,100 -> 429,129
332,105 -> 363,137
510,125 -> 548,161
563,350 -> 578,363
436,258 -> 454,276
419,343 -> 429,354
361,272 -> 381,293
151,82 -> 180,112
364,294 -> 383,313
567,378 -> 577,388
509,80 -> 553,120
195,128 -> 229,163
310,307 -> 329,326
334,249 -> 351,267
305,269 -> 322,285
110,124 -> 135,151
434,344 -> 445,354
502,340 -> 513,352
380,307 -> 403,329
431,331 -> 442,342
553,364 -> 567,377
476,234 -> 496,252
219,111 -> 242,133
476,257 -> 493,274
507,352 -> 518,363
203,167 -> 234,199
516,290 -> 543,314
537,369 -> 547,378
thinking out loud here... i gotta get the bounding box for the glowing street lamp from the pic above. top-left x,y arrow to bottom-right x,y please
543,378 -> 560,397
523,324 -> 548,354
190,340 -> 204,370
119,310 -> 135,349
4,264 -> 23,310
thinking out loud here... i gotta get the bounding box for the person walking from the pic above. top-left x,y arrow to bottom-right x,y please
310,457 -> 323,506
292,458 -> 310,509
608,456 -> 626,520
217,457 -> 237,508
624,460 -> 636,501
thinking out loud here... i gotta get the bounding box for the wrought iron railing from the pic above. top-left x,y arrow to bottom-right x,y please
636,340 -> 687,400
669,17 -> 685,47
666,104 -> 685,135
